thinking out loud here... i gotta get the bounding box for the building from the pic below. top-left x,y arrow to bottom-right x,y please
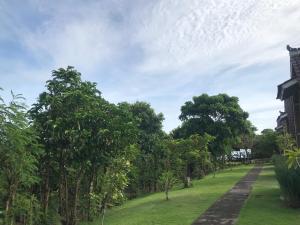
276,45 -> 300,146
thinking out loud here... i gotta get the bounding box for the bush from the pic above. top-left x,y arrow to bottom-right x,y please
273,155 -> 300,208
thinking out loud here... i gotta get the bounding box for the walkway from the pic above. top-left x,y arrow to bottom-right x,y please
192,164 -> 263,225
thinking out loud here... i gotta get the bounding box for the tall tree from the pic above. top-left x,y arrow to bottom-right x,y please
0,91 -> 42,225
119,102 -> 166,194
30,67 -> 137,225
173,94 -> 249,162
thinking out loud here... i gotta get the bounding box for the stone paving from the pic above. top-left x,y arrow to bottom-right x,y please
192,165 -> 263,225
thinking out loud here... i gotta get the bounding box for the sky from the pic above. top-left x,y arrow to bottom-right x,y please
1,0 -> 300,133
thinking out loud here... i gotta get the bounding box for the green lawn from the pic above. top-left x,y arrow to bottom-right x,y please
81,165 -> 253,225
237,165 -> 300,225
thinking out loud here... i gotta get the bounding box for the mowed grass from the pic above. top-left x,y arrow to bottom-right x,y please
237,165 -> 300,225
81,165 -> 253,225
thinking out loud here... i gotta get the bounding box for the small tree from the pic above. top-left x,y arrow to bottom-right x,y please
159,171 -> 177,200
91,154 -> 135,225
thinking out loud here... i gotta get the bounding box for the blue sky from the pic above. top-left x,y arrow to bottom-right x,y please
1,0 -> 300,132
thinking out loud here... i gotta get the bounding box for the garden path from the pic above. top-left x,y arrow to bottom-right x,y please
192,164 -> 263,225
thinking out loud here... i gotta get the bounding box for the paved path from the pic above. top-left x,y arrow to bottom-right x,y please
192,165 -> 263,225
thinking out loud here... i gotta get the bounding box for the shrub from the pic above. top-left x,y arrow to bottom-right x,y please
273,155 -> 300,208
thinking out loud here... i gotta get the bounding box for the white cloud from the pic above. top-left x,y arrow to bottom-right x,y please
133,0 -> 300,73
22,1 -> 124,72
1,0 -> 300,132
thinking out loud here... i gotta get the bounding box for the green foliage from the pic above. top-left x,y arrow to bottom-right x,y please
276,133 -> 296,154
252,129 -> 279,158
0,91 -> 43,225
173,94 -> 250,160
285,149 -> 300,169
277,133 -> 300,169
13,194 -> 42,225
162,134 -> 214,188
159,171 -> 177,200
1,68 -> 256,225
238,120 -> 256,150
273,155 -> 300,208
90,155 -> 135,225
29,67 -> 138,225
119,102 -> 166,195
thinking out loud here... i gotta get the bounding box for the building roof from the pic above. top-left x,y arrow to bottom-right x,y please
276,111 -> 288,122
276,45 -> 300,100
275,125 -> 283,131
277,78 -> 299,100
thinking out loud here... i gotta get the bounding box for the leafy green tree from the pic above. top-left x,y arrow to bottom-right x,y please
30,67 -> 138,225
164,134 -> 214,188
90,146 -> 137,225
119,102 -> 166,194
173,94 -> 249,165
252,129 -> 279,158
159,171 -> 177,200
236,120 -> 257,162
239,121 -> 257,149
0,91 -> 42,225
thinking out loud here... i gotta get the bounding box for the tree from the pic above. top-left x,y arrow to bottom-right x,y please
252,129 -> 279,158
29,67 -> 138,225
237,120 -> 257,162
0,91 -> 42,225
239,121 -> 256,148
173,94 -> 249,165
159,171 -> 177,200
90,146 -> 137,225
163,134 -> 214,188
119,102 -> 166,194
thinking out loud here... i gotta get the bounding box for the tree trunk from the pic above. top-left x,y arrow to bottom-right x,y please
213,160 -> 217,178
42,161 -> 50,217
87,167 -> 96,221
100,195 -> 108,225
165,189 -> 169,200
5,183 -> 17,225
5,196 -> 12,225
69,168 -> 83,225
221,154 -> 225,168
101,208 -> 106,225
184,164 -> 191,188
59,151 -> 70,225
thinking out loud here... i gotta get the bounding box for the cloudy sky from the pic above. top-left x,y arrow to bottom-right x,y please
1,0 -> 300,132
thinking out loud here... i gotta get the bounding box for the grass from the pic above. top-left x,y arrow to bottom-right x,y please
81,165 -> 253,225
236,164 -> 300,225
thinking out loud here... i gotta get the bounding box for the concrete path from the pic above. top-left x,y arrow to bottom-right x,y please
192,164 -> 263,225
